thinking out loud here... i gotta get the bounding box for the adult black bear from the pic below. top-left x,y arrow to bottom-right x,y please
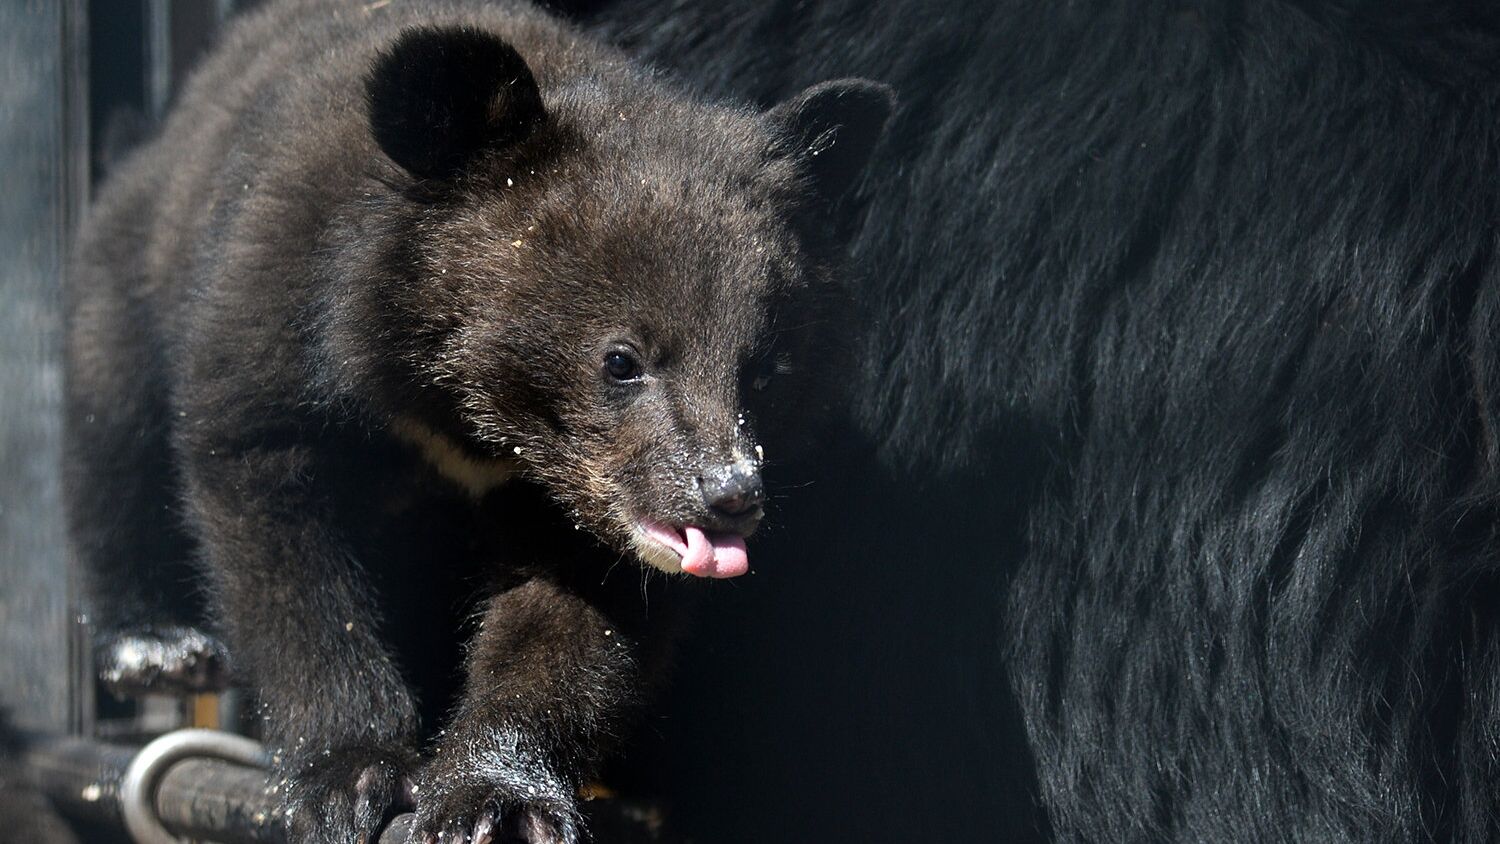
65,1 -> 890,841
578,0 -> 1500,841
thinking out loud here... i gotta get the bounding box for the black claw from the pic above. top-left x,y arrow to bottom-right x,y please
472,812 -> 497,844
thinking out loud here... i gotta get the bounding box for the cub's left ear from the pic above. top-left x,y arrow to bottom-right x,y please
367,26 -> 546,180
766,79 -> 895,203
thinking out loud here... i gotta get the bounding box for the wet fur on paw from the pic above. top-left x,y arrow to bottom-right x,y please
412,779 -> 578,844
413,730 -> 579,844
280,743 -> 417,844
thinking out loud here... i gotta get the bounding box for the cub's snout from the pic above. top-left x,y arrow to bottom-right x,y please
700,461 -> 764,521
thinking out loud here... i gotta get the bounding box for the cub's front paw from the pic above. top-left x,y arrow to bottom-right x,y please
411,767 -> 579,844
281,743 -> 416,844
96,625 -> 230,697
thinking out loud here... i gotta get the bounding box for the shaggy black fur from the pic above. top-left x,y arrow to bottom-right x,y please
577,0 -> 1500,841
65,1 -> 887,842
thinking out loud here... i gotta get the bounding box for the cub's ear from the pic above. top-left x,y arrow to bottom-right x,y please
367,26 -> 545,179
766,79 -> 895,203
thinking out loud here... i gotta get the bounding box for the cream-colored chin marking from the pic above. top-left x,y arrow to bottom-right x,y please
630,530 -> 684,575
390,417 -> 515,498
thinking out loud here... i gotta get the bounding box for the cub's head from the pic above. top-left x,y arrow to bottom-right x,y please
357,26 -> 891,577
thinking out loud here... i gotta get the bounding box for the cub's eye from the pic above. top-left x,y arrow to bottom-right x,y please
603,350 -> 642,381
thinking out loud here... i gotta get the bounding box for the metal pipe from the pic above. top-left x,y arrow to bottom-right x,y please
20,732 -> 414,844
121,729 -> 273,844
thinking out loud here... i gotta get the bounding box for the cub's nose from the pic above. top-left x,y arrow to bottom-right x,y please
701,464 -> 764,518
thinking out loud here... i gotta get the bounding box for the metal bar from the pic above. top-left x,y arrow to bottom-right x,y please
62,0 -> 94,741
121,729 -> 273,844
21,733 -> 415,844
21,730 -> 661,843
144,0 -> 172,121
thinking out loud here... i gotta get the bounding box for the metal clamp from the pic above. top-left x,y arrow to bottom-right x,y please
120,728 -> 272,844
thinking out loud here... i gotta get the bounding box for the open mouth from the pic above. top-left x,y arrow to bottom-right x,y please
633,520 -> 750,579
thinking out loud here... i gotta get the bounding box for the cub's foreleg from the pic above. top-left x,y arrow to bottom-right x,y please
412,577 -> 647,844
180,440 -> 419,844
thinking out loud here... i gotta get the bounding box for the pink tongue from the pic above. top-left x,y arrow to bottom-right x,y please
680,526 -> 749,578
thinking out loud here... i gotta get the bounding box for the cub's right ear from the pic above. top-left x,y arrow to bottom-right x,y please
367,26 -> 546,180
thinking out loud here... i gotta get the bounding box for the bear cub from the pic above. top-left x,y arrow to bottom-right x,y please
64,0 -> 891,841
